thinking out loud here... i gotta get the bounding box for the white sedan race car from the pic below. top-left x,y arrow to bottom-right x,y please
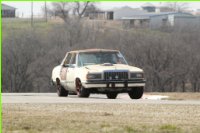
51,49 -> 146,99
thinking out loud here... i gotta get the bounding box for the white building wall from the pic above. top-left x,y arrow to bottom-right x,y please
121,13 -> 199,29
149,13 -> 198,29
168,15 -> 175,26
113,7 -> 147,20
174,17 -> 200,28
149,16 -> 166,29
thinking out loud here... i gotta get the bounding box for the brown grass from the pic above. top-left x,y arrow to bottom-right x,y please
3,103 -> 200,133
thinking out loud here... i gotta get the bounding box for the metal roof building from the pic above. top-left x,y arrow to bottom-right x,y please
121,12 -> 198,29
2,3 -> 16,18
113,6 -> 147,20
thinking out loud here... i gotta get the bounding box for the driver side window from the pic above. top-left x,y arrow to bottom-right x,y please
70,53 -> 76,65
63,53 -> 72,66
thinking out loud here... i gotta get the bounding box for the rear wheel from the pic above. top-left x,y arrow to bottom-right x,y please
57,84 -> 68,97
56,78 -> 68,97
106,92 -> 118,99
128,87 -> 143,99
76,79 -> 90,98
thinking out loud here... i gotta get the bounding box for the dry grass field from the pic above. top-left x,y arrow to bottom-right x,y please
3,102 -> 200,133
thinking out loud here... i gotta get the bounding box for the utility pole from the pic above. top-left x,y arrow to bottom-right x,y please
45,1 -> 47,23
31,1 -> 33,27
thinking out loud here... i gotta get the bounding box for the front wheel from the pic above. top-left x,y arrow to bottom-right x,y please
128,87 -> 144,99
106,92 -> 118,99
76,79 -> 90,98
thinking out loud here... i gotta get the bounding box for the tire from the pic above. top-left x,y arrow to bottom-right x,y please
76,79 -> 90,98
77,87 -> 90,98
57,84 -> 69,97
106,92 -> 118,99
128,87 -> 144,99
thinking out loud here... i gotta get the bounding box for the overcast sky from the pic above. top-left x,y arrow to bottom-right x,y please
3,2 -> 200,18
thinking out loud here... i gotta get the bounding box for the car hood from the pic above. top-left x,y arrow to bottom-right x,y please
84,64 -> 143,73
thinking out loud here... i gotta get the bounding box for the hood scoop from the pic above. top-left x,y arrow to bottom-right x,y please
101,63 -> 114,66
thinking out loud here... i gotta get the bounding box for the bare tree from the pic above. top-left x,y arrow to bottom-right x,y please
3,29 -> 42,92
52,2 -> 71,22
164,2 -> 189,12
73,2 -> 90,18
2,14 -> 200,92
50,2 -> 93,22
83,3 -> 99,17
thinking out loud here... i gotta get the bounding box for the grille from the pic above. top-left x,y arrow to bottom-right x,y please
104,71 -> 128,80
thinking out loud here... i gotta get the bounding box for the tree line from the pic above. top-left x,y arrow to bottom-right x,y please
2,2 -> 200,92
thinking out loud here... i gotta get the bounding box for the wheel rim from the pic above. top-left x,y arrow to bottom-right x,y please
57,84 -> 61,95
76,79 -> 90,97
77,87 -> 82,96
76,80 -> 82,96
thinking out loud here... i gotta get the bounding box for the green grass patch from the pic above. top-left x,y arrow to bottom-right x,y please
101,123 -> 111,128
160,124 -> 182,133
124,126 -> 138,133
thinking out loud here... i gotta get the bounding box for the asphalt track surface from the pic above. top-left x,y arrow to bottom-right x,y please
2,93 -> 200,105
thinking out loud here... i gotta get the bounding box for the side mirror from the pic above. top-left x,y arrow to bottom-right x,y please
63,64 -> 69,67
63,64 -> 75,68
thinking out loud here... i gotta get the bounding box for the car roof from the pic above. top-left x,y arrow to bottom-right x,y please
69,49 -> 119,53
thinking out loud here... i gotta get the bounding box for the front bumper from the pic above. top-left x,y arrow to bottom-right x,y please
82,80 -> 146,88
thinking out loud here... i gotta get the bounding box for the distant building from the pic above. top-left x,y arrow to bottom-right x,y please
121,12 -> 198,29
113,6 -> 147,20
195,9 -> 200,16
156,6 -> 174,13
86,11 -> 114,20
141,3 -> 156,12
54,10 -> 69,18
85,4 -> 199,30
85,6 -> 147,20
2,3 -> 16,18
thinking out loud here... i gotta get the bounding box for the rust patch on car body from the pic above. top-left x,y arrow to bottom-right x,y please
60,67 -> 68,80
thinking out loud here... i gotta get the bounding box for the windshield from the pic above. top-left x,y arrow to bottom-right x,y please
78,52 -> 127,67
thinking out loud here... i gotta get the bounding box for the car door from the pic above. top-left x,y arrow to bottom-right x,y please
66,53 -> 77,90
60,53 -> 72,88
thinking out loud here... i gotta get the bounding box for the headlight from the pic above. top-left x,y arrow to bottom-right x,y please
87,73 -> 102,80
130,73 -> 144,79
